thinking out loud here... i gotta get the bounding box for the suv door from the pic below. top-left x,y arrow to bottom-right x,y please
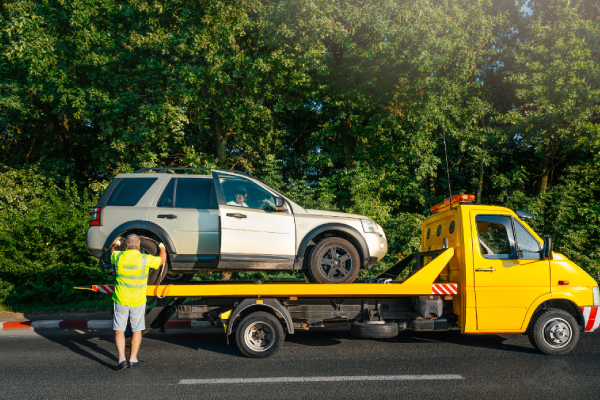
471,211 -> 549,331
148,176 -> 220,269
212,171 -> 296,269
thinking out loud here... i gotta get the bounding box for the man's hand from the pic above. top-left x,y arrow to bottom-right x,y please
110,240 -> 121,256
158,243 -> 167,265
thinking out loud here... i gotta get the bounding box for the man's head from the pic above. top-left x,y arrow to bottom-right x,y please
126,234 -> 141,250
234,185 -> 248,204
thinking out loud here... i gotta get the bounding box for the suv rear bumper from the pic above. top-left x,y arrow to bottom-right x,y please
87,227 -> 108,260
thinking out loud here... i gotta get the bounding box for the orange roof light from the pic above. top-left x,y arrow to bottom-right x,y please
430,194 -> 475,213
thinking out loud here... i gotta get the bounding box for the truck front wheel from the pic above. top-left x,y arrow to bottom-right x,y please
235,311 -> 285,358
528,308 -> 580,355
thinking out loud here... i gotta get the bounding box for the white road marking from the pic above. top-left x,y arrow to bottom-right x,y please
179,374 -> 464,385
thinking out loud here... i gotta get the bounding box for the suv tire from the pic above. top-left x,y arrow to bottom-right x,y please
307,237 -> 361,284
139,237 -> 168,285
161,273 -> 194,285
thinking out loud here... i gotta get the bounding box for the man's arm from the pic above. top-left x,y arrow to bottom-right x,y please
158,243 -> 167,265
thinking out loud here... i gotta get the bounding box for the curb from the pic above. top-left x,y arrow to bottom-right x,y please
0,320 -> 217,331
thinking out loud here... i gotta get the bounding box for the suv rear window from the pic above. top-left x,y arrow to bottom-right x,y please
106,178 -> 157,207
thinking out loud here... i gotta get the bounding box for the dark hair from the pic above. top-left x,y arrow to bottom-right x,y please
235,185 -> 248,195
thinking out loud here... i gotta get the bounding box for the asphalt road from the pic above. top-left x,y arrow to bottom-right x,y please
1,327 -> 599,399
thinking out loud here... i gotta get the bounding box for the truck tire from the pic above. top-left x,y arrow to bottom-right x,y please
307,237 -> 361,284
235,311 -> 285,358
528,308 -> 580,355
139,237 -> 168,285
351,321 -> 399,339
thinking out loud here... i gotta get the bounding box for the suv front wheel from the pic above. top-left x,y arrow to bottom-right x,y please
307,237 -> 361,284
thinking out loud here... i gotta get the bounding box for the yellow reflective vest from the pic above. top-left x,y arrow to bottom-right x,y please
111,250 -> 162,307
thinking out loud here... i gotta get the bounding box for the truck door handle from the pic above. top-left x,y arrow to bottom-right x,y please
475,268 -> 496,272
157,214 -> 178,219
226,213 -> 247,219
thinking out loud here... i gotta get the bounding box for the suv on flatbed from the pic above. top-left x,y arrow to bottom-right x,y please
86,168 -> 388,284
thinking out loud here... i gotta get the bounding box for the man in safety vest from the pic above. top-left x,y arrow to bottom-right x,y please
110,234 -> 166,370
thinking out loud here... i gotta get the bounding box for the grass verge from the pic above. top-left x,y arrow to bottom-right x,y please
0,297 -> 113,314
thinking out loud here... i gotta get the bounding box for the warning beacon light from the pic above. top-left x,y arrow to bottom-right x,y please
430,194 -> 475,213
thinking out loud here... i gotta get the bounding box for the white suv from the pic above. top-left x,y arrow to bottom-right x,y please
86,168 -> 388,284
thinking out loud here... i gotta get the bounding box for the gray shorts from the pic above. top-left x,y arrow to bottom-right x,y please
113,302 -> 146,332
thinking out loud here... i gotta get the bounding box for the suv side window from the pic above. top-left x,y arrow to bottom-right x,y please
157,178 -> 217,209
106,178 -> 157,207
514,221 -> 542,259
475,215 -> 516,259
217,174 -> 276,211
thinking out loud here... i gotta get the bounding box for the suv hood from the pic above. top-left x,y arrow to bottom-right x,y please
304,209 -> 369,220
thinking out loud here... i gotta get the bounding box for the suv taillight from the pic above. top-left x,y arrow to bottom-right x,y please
91,207 -> 102,226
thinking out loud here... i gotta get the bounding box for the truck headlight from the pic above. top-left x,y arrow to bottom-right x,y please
594,287 -> 600,306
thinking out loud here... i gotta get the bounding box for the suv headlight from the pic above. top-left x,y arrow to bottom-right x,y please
361,219 -> 385,238
361,219 -> 376,233
593,287 -> 600,306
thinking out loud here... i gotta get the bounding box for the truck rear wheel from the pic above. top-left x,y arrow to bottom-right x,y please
528,308 -> 580,355
351,321 -> 399,339
307,237 -> 361,284
235,311 -> 285,358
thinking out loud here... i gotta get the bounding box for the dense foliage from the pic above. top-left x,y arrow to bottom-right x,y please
1,0 -> 599,308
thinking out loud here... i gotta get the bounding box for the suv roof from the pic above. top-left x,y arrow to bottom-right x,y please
134,168 -> 262,182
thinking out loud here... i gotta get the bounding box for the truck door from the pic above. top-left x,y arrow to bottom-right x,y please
471,212 -> 549,331
212,171 -> 296,269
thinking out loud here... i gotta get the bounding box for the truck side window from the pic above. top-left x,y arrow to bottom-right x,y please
514,221 -> 542,259
475,215 -> 516,259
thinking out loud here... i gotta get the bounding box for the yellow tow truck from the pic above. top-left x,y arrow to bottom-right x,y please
89,194 -> 600,357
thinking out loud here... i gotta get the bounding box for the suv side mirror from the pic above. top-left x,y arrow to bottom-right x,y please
542,237 -> 553,260
275,196 -> 286,211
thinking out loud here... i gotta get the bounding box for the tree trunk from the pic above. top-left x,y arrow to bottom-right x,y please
212,111 -> 226,163
429,175 -> 436,200
476,156 -> 484,204
341,120 -> 356,170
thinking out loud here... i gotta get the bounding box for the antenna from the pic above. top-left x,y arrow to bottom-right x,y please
442,111 -> 453,209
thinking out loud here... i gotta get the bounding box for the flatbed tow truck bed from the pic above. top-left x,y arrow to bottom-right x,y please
85,248 -> 458,357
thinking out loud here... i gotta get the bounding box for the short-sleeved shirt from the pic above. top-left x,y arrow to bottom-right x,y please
111,250 -> 162,307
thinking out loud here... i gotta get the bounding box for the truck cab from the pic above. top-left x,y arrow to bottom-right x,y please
422,194 -> 599,352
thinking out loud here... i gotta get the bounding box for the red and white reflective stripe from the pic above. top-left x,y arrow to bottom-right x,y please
432,284 -> 457,295
93,285 -> 115,294
580,307 -> 600,332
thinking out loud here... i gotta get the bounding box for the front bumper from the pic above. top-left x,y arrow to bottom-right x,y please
580,306 -> 600,332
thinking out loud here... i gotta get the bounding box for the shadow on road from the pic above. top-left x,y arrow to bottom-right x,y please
285,328 -> 538,355
36,330 -> 119,370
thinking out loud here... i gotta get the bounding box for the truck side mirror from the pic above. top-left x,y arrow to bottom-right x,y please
542,237 -> 553,260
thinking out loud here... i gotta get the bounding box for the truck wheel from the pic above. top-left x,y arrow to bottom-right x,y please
351,321 -> 399,339
235,311 -> 285,358
308,237 -> 361,284
140,237 -> 168,285
528,308 -> 580,355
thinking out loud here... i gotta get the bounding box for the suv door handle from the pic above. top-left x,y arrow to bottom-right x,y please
475,268 -> 496,272
226,213 -> 247,219
157,214 -> 178,219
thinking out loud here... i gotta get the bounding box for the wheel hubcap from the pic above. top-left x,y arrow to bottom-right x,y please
543,318 -> 572,348
319,246 -> 352,282
244,322 -> 275,352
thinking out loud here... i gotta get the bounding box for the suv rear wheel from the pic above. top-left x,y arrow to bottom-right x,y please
307,237 -> 361,284
138,237 -> 168,285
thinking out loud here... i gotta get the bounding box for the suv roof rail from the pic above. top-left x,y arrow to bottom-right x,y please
133,167 -> 261,181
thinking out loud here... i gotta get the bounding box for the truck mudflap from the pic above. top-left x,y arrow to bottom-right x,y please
580,307 -> 600,332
